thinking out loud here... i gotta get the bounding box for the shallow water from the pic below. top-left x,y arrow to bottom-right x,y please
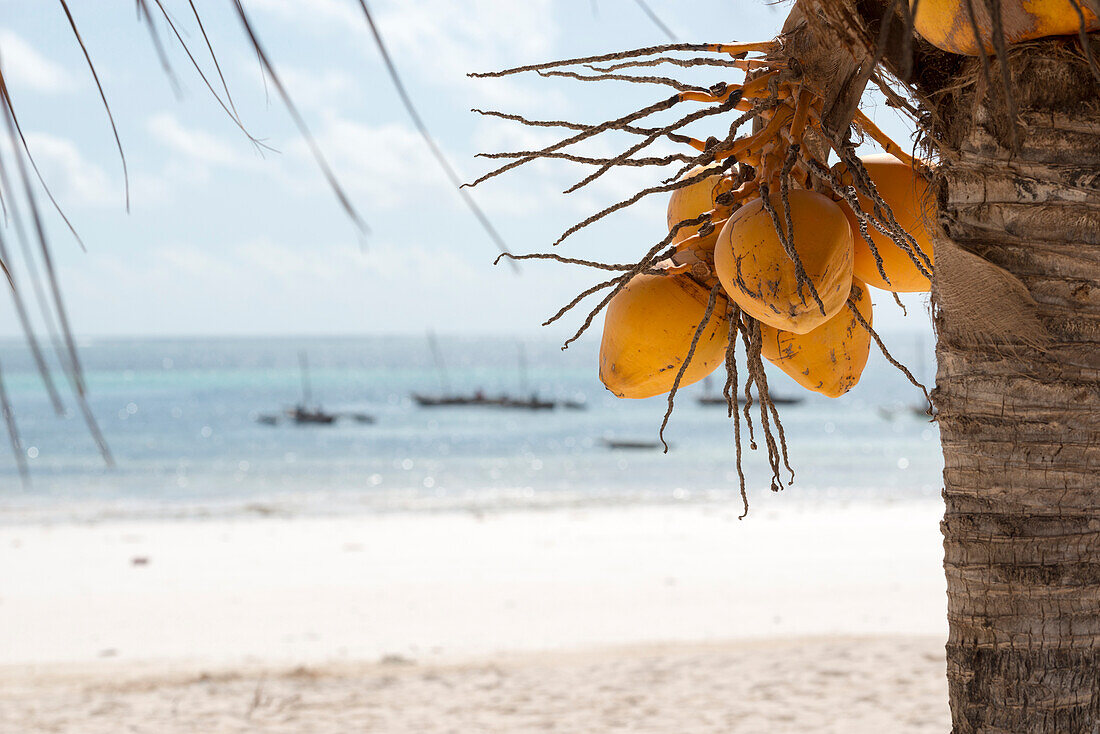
0,333 -> 941,522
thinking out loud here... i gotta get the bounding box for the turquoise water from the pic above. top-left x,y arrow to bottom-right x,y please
0,334 -> 941,522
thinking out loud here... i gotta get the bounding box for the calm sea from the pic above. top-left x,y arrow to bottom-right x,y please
0,334 -> 942,523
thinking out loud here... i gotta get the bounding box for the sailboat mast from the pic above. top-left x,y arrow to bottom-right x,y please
517,342 -> 529,395
427,331 -> 450,394
299,350 -> 312,406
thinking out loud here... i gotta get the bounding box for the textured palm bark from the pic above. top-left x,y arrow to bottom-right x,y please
934,50 -> 1100,732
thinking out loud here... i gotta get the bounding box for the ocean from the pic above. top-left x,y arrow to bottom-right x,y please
0,333 -> 942,523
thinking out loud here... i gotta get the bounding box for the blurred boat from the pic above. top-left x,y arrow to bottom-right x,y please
287,405 -> 336,425
696,376 -> 803,407
287,352 -> 338,425
501,395 -> 555,410
412,336 -> 578,411
497,344 -> 556,410
256,351 -> 374,426
602,438 -> 663,450
412,390 -> 504,407
411,332 -> 501,407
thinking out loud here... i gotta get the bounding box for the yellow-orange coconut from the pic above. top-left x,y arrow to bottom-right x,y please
714,189 -> 853,334
599,271 -> 728,399
667,166 -> 726,247
838,154 -> 935,293
760,279 -> 873,398
913,0 -> 1098,55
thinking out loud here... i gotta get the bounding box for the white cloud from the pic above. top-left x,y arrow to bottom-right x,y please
0,29 -> 72,93
247,0 -> 362,29
145,111 -> 466,212
249,0 -> 556,68
18,132 -> 117,208
147,112 -> 261,171
376,0 -> 555,70
285,115 -> 446,208
276,65 -> 360,110
282,112 -> 611,221
50,235 -> 549,336
248,0 -> 561,111
373,0 -> 559,110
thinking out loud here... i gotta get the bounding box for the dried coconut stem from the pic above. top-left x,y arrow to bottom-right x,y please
892,291 -> 908,316
471,108 -> 670,138
563,95 -> 742,194
847,299 -> 931,405
659,282 -> 723,452
478,150 -> 695,167
723,306 -> 749,518
552,158 -> 737,247
537,68 -> 703,93
587,56 -> 745,73
738,314 -> 757,448
495,252 -> 646,272
758,182 -> 827,315
543,276 -> 622,327
841,149 -> 933,275
466,94 -> 684,189
556,212 -> 710,346
469,43 -> 730,79
745,320 -> 784,492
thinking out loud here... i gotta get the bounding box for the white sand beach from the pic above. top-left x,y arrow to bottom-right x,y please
0,500 -> 949,732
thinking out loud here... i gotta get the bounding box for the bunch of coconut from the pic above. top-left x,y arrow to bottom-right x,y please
911,0 -> 1099,55
599,153 -> 934,401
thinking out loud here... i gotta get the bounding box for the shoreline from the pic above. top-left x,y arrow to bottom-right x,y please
0,484 -> 943,527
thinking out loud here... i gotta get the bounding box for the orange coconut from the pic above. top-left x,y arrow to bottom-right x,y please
599,270 -> 728,399
760,279 -> 873,398
836,153 -> 935,293
667,166 -> 726,247
913,0 -> 1098,55
714,189 -> 853,334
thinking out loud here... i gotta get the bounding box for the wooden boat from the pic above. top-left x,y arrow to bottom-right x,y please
696,376 -> 804,407
411,390 -> 504,407
412,337 -> 579,411
601,438 -> 663,450
257,351 -> 374,426
411,332 -> 502,407
287,405 -> 336,425
500,394 -> 555,410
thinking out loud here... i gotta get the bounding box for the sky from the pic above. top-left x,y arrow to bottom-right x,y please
0,0 -> 927,339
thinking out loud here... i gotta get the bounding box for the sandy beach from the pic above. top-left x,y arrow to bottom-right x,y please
1,637 -> 948,733
0,500 -> 949,732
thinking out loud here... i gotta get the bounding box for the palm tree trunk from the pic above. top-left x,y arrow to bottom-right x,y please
934,48 -> 1100,731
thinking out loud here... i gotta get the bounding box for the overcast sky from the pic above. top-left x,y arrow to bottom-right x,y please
0,0 -> 927,339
